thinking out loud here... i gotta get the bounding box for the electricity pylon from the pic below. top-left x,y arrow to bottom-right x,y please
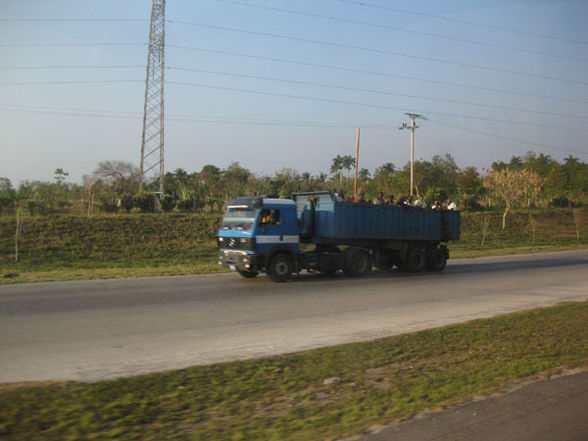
399,112 -> 426,197
140,0 -> 166,193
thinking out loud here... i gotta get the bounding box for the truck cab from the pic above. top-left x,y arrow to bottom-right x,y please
217,197 -> 299,281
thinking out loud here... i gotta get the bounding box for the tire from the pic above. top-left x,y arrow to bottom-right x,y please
237,269 -> 258,278
343,248 -> 372,277
405,248 -> 426,273
269,253 -> 293,282
426,248 -> 447,271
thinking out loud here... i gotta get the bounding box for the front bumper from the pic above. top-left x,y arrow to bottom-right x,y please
218,250 -> 261,272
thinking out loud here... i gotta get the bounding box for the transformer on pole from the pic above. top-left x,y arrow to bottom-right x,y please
140,0 -> 166,193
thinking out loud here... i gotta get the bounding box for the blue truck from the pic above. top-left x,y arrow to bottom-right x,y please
217,191 -> 460,282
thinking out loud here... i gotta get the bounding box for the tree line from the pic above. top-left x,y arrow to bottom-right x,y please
1,151 -> 586,218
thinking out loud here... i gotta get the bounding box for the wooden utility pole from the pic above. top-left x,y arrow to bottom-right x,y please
354,127 -> 360,199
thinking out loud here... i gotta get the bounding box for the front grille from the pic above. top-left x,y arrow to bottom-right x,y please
218,236 -> 256,251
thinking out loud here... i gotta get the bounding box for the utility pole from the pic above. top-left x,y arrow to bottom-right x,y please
354,127 -> 360,199
140,0 -> 166,193
399,112 -> 425,197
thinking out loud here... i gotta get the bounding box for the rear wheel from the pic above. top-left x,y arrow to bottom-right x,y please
405,248 -> 426,272
426,248 -> 447,271
269,253 -> 293,282
237,269 -> 258,278
344,248 -> 372,277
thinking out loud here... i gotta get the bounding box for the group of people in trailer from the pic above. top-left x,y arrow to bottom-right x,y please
335,190 -> 457,211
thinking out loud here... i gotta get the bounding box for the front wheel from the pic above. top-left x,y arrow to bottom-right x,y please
269,253 -> 293,282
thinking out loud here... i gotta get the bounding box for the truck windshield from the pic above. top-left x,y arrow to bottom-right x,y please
221,207 -> 258,230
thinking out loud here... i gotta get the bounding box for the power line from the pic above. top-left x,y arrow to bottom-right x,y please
167,114 -> 387,129
0,80 -> 142,86
211,0 -> 588,63
0,65 -> 143,70
168,20 -> 588,86
335,0 -> 588,45
2,102 -> 585,157
167,80 -> 588,132
0,18 -> 146,23
428,119 -> 588,157
0,42 -> 145,48
168,66 -> 588,121
5,67 -> 583,125
3,52 -> 586,106
1,68 -> 583,129
4,67 -> 584,124
0,104 -> 139,119
2,11 -> 586,62
0,102 -> 385,128
168,45 -> 588,105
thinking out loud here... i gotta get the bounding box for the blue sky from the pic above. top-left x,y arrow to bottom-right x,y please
1,0 -> 587,185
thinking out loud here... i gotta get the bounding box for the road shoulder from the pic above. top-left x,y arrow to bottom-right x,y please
349,369 -> 588,441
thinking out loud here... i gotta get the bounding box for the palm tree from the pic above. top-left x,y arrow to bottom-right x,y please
330,155 -> 344,188
341,155 -> 356,180
358,168 -> 371,181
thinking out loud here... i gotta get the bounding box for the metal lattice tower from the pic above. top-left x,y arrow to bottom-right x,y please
140,0 -> 166,193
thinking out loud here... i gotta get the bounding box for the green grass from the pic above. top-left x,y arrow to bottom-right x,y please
1,302 -> 586,441
1,208 -> 586,284
0,213 -> 223,284
0,261 -> 226,284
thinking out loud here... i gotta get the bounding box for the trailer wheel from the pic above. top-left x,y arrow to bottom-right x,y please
344,248 -> 372,277
426,248 -> 447,271
269,253 -> 293,282
406,248 -> 426,272
238,269 -> 259,278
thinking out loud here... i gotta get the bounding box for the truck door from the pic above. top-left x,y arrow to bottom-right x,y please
255,207 -> 299,257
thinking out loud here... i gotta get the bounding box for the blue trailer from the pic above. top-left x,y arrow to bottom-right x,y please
217,191 -> 460,282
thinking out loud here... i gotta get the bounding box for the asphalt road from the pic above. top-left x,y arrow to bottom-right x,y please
1,249 -> 587,383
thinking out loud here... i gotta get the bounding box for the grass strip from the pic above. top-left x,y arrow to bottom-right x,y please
2,208 -> 587,284
1,302 -> 587,441
2,243 -> 587,285
0,258 -> 224,285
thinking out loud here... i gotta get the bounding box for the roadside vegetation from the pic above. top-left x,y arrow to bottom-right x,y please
2,152 -> 587,218
0,208 -> 586,284
1,150 -> 586,283
1,302 -> 586,441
